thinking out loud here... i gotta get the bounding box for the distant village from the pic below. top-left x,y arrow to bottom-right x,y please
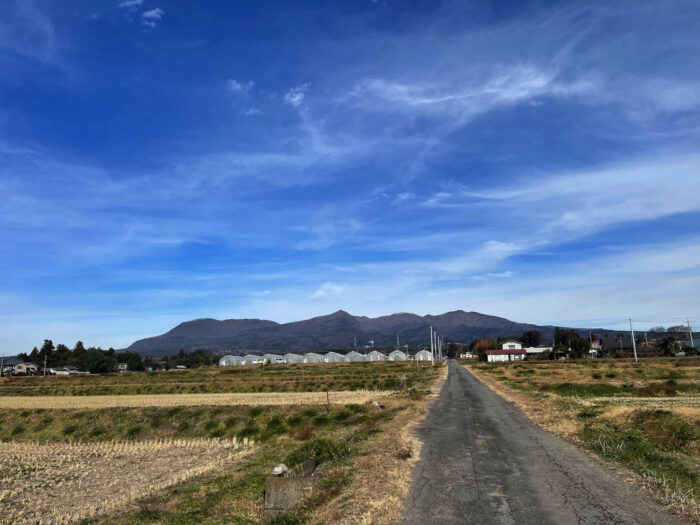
3,325 -> 697,376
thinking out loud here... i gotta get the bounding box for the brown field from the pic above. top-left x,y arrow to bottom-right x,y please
0,438 -> 253,524
0,390 -> 391,409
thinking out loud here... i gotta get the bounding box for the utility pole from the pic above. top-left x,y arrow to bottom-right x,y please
396,333 -> 399,351
354,337 -> 357,352
430,326 -> 435,365
629,319 -> 638,363
0,355 -> 4,377
688,319 -> 695,350
43,353 -> 48,376
644,332 -> 649,352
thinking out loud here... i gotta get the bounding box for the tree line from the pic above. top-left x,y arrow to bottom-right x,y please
17,340 -> 144,374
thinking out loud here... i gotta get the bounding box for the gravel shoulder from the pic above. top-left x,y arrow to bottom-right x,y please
402,360 -> 679,525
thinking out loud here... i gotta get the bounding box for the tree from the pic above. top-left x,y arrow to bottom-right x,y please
472,338 -> 498,361
116,351 -> 144,371
446,342 -> 458,359
520,330 -> 541,347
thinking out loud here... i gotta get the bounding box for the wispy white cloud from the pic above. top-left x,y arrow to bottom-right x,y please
310,282 -> 347,299
141,7 -> 163,27
119,0 -> 144,7
284,84 -> 309,107
226,79 -> 254,94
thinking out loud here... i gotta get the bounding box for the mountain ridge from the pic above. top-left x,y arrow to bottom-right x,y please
122,310 -> 612,357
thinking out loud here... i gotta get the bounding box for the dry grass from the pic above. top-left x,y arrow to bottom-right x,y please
310,364 -> 448,525
0,390 -> 392,409
0,437 -> 254,524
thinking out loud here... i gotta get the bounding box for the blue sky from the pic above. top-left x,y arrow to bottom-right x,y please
1,0 -> 700,351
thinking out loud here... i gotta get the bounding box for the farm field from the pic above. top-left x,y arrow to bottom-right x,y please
0,361 -> 445,524
0,390 -> 388,409
465,358 -> 700,520
0,438 -> 252,524
0,361 -> 432,396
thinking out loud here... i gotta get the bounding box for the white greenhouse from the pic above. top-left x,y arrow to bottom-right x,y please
367,350 -> 387,361
388,350 -> 408,361
303,352 -> 324,364
219,355 -> 244,366
284,353 -> 303,364
345,351 -> 366,362
414,349 -> 433,361
264,354 -> 286,364
243,354 -> 265,365
324,351 -> 346,363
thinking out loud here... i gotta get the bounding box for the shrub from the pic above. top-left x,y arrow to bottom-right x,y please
177,421 -> 190,433
292,425 -> 314,441
11,424 -> 25,436
591,373 -> 602,379
126,425 -> 143,438
265,414 -> 287,435
238,420 -> 259,438
605,372 -> 617,378
284,438 -> 352,468
63,424 -> 78,435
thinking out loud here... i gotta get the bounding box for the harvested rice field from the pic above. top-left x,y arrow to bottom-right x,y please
0,438 -> 253,524
0,390 -> 390,409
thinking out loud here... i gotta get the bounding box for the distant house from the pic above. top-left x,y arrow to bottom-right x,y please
219,355 -> 244,366
414,349 -> 432,361
324,352 -> 346,363
485,349 -> 526,362
366,350 -> 387,362
243,354 -> 265,366
284,353 -> 303,364
117,363 -> 128,373
590,340 -> 602,356
303,352 -> 324,364
388,350 -> 408,361
681,338 -> 699,350
524,346 -> 552,359
345,351 -> 366,362
501,340 -> 523,350
13,362 -> 38,375
264,354 -> 286,365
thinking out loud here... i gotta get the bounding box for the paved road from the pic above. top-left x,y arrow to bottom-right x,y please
402,360 -> 678,525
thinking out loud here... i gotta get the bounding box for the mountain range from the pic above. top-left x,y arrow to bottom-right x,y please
123,310 -> 616,357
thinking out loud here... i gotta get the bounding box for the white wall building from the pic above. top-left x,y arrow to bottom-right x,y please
486,349 -> 526,362
324,351 -> 346,363
345,351 -> 366,362
367,350 -> 387,361
414,349 -> 433,361
284,353 -> 303,364
388,350 -> 408,361
303,352 -> 324,364
264,354 -> 286,364
243,354 -> 265,365
219,355 -> 244,366
501,340 -> 523,350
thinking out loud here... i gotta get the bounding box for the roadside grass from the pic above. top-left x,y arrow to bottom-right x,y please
466,358 -> 700,520
0,361 -> 438,397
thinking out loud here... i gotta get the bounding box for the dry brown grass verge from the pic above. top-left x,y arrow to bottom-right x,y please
309,365 -> 447,525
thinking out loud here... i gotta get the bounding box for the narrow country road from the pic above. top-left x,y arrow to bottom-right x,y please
402,360 -> 678,525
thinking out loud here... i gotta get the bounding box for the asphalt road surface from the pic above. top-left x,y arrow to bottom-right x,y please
402,360 -> 678,525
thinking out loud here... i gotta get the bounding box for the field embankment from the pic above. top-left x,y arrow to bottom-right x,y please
464,358 -> 700,522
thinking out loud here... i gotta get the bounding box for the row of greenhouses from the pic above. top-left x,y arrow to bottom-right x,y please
218,349 -> 434,366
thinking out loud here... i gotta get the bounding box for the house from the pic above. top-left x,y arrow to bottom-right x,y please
243,354 -> 265,366
681,338 -> 699,350
501,340 -> 523,350
414,349 -> 433,361
219,355 -> 245,366
284,353 -> 303,364
13,362 -> 38,375
264,354 -> 286,365
590,340 -> 602,357
303,352 -> 324,364
388,350 -> 408,361
524,346 -> 552,359
117,363 -> 128,372
366,350 -> 387,361
485,349 -> 526,362
324,352 -> 346,363
345,351 -> 366,362
460,352 -> 474,358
